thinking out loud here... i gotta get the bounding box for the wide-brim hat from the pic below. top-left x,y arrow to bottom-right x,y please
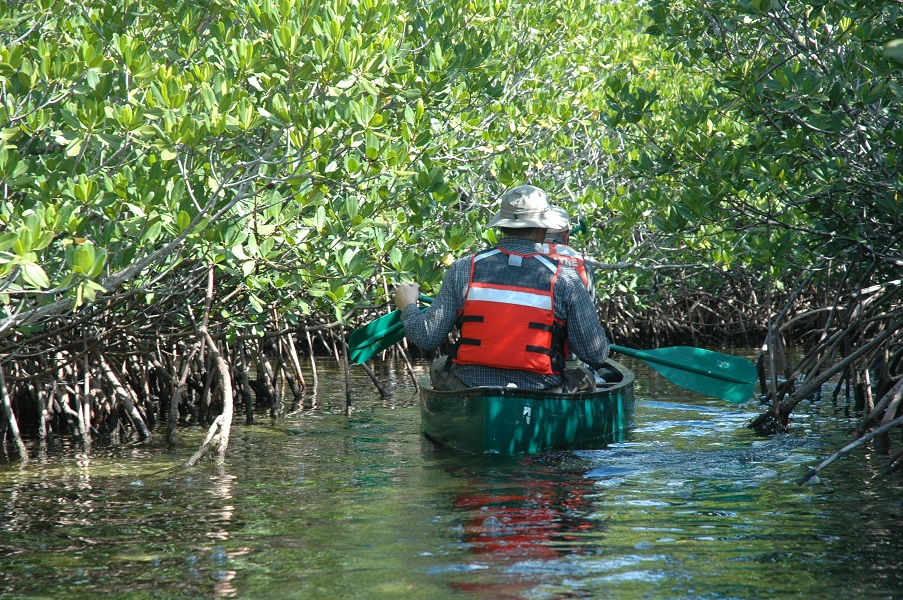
486,185 -> 570,229
546,206 -> 572,233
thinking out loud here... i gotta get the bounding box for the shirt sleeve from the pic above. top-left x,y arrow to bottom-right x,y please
400,258 -> 469,350
558,269 -> 610,369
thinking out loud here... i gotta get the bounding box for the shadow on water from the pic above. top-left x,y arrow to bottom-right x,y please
1,356 -> 902,599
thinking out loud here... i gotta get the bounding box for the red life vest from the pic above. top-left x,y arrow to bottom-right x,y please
541,243 -> 590,290
452,248 -> 567,375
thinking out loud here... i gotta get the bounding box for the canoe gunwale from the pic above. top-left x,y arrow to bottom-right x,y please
418,358 -> 635,400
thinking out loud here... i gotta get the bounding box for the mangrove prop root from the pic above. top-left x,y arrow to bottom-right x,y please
0,366 -> 28,461
749,411 -> 790,435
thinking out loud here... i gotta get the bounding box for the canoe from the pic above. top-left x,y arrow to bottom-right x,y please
419,359 -> 635,456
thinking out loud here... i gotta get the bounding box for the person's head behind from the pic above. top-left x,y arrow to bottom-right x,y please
487,185 -> 569,241
544,206 -> 572,244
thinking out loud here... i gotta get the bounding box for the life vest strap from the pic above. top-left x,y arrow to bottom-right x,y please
526,345 -> 552,356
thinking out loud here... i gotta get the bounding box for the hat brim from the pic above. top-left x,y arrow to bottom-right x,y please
487,207 -> 570,230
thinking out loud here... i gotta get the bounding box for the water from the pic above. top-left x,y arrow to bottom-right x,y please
1,357 -> 902,599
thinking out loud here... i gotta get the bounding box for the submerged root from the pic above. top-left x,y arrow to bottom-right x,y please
748,411 -> 790,435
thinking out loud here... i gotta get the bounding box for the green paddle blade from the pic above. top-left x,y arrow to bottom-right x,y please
348,310 -> 404,365
349,309 -> 402,354
610,344 -> 757,404
348,295 -> 432,364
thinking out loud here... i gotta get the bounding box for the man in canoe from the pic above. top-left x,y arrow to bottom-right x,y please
543,206 -> 607,383
394,185 -> 610,392
542,206 -> 595,299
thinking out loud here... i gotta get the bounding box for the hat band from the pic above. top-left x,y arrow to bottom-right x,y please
512,206 -> 550,219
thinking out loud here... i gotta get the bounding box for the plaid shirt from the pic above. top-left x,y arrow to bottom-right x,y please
401,237 -> 610,389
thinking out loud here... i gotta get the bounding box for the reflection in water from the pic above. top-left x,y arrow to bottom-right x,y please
207,471 -> 238,599
0,442 -> 252,598
452,461 -> 600,560
443,456 -> 609,598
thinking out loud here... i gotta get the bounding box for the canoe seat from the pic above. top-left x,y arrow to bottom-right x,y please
595,363 -> 622,384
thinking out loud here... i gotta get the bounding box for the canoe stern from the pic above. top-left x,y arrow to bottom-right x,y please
420,359 -> 636,455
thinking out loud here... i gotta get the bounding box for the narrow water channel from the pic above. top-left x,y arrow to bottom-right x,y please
1,356 -> 901,599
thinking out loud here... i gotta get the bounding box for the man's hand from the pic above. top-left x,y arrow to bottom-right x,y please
394,283 -> 420,312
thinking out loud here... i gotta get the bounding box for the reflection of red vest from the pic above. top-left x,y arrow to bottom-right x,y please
452,248 -> 565,375
541,243 -> 590,290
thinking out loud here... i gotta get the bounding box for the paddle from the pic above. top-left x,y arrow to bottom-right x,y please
348,294 -> 432,364
608,344 -> 756,404
349,294 -> 757,403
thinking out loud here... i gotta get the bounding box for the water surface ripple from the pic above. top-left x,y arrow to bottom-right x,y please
1,358 -> 900,599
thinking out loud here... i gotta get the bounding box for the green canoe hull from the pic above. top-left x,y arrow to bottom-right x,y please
419,359 -> 636,456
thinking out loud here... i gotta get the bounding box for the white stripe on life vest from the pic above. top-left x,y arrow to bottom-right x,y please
535,255 -> 558,273
467,286 -> 552,310
473,249 -> 501,263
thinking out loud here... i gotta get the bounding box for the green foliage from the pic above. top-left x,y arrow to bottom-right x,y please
0,0 -> 506,325
0,0 -> 675,331
641,0 -> 903,287
13,0 -> 894,346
